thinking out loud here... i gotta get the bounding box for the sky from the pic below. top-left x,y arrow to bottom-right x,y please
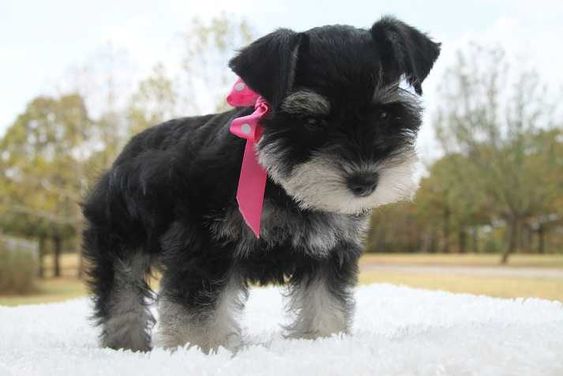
1,0 -> 562,158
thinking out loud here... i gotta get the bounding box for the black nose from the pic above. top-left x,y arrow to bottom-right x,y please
346,173 -> 379,197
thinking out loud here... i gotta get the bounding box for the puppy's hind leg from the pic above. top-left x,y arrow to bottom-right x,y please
83,226 -> 155,352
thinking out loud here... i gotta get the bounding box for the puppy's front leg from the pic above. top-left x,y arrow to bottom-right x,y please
156,222 -> 247,353
285,243 -> 360,339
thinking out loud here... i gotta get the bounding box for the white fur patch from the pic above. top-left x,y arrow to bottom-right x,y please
102,255 -> 154,351
261,148 -> 419,215
373,78 -> 421,105
285,277 -> 350,338
155,275 -> 246,353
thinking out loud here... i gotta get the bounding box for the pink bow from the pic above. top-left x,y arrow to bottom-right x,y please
227,79 -> 270,238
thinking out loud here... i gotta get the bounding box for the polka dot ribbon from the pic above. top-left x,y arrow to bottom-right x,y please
227,78 -> 271,238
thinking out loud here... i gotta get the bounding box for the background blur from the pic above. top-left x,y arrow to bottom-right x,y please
1,0 -> 562,305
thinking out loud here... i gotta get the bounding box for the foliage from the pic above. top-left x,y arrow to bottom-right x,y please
367,45 -> 562,257
366,202 -> 423,253
179,13 -> 254,113
0,15 -> 256,278
0,19 -> 561,272
0,94 -> 89,240
433,45 -> 562,261
127,63 -> 177,135
0,246 -> 37,294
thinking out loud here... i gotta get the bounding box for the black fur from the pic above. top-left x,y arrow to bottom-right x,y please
82,17 -> 440,352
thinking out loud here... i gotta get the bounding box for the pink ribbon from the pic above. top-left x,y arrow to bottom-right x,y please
227,79 -> 270,238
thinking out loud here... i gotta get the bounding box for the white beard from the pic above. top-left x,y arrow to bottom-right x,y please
258,144 -> 420,214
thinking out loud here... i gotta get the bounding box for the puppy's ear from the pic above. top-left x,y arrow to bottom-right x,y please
370,16 -> 440,95
229,29 -> 304,107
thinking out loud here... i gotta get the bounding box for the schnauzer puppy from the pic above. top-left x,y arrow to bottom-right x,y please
82,16 -> 440,352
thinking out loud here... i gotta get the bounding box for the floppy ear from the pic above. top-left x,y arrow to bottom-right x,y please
229,29 -> 304,108
370,16 -> 441,95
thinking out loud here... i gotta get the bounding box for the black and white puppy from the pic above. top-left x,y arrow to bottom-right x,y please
82,16 -> 440,353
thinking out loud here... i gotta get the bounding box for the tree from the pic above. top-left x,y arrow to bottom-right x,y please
434,45 -> 561,263
178,14 -> 254,114
63,44 -> 133,170
125,15 -> 255,133
0,16 -> 258,278
522,129 -> 563,253
127,63 -> 177,134
416,154 -> 493,253
0,94 -> 91,276
366,202 -> 423,253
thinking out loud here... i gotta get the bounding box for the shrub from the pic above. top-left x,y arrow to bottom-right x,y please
0,244 -> 38,294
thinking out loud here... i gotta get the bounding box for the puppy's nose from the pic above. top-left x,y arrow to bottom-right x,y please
347,173 -> 379,197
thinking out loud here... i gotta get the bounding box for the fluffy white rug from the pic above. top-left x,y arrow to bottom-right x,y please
1,284 -> 562,376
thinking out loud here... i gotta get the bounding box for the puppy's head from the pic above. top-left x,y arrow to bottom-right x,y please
229,17 -> 440,214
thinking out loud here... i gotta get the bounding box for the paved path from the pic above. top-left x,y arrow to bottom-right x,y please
360,263 -> 563,280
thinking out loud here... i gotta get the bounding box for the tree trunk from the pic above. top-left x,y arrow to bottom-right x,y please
380,229 -> 386,253
522,224 -> 532,253
38,235 -> 47,278
442,207 -> 450,253
75,149 -> 86,279
501,217 -> 519,264
472,227 -> 479,253
75,234 -> 84,279
458,227 -> 466,253
53,234 -> 62,277
429,229 -> 437,253
537,225 -> 545,254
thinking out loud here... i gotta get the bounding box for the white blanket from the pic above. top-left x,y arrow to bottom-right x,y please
1,284 -> 562,375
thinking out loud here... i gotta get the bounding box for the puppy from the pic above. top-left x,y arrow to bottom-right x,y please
82,16 -> 440,353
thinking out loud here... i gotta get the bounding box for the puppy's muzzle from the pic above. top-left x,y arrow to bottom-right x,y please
346,172 -> 379,197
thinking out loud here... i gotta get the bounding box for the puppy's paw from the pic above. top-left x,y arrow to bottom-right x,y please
155,328 -> 241,354
284,327 -> 347,340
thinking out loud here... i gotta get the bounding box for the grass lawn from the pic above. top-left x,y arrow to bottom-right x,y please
359,270 -> 563,301
0,278 -> 86,306
2,253 -> 562,306
360,253 -> 563,268
359,253 -> 563,301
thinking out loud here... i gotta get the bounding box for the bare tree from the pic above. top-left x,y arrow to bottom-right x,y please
178,14 -> 254,114
127,63 -> 177,134
434,44 -> 560,263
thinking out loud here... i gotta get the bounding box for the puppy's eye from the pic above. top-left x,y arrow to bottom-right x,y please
379,110 -> 389,120
304,117 -> 326,131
